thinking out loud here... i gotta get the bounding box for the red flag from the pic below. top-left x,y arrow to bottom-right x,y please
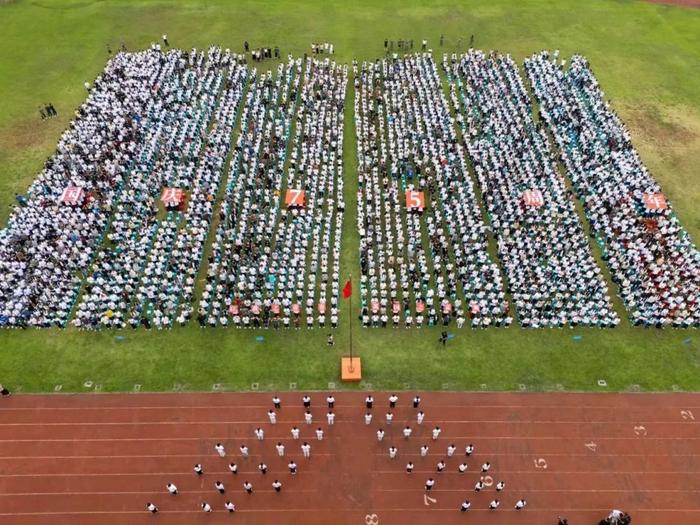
342,279 -> 352,299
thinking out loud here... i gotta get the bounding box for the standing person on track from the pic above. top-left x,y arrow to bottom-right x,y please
389,393 -> 398,408
301,441 -> 311,458
0,384 -> 10,397
460,500 -> 471,512
327,411 -> 335,425
465,444 -> 475,456
316,427 -> 324,441
496,481 -> 505,492
458,462 -> 468,473
475,480 -> 485,492
304,410 -> 313,425
403,426 -> 412,439
425,478 -> 435,491
228,462 -> 238,474
432,426 -> 441,440
225,501 -> 236,512
447,444 -> 457,457
413,395 -> 421,408
258,463 -> 268,475
514,499 -> 527,510
268,409 -> 277,424
255,427 -> 265,440
389,446 -> 398,459
436,460 -> 446,472
215,481 -> 226,494
240,444 -> 249,458
215,443 -> 226,457
272,479 -> 282,492
326,394 -> 335,408
365,412 -> 373,425
276,442 -> 285,457
243,481 -> 253,494
201,502 -> 213,512
481,461 -> 491,473
194,463 -> 204,475
291,426 -> 300,439
166,483 -> 178,495
146,502 -> 158,513
288,460 -> 298,475
420,444 -> 429,457
489,499 -> 500,510
385,411 -> 393,425
303,395 -> 311,409
377,428 -> 385,442
406,461 -> 414,473
417,410 -> 425,425
365,395 -> 374,409
272,395 -> 281,409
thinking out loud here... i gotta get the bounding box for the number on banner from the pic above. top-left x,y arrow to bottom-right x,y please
285,189 -> 306,208
365,514 -> 379,525
681,410 -> 695,421
533,458 -> 548,470
405,190 -> 425,211
585,442 -> 598,452
634,425 -> 647,437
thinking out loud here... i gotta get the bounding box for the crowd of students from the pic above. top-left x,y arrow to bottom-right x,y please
201,57 -> 346,329
73,47 -> 248,329
446,50 -> 619,329
354,54 -> 510,328
525,51 -> 699,328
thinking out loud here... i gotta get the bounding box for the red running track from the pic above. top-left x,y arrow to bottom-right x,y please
0,392 -> 698,525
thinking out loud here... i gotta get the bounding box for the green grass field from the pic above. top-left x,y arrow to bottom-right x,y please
0,0 -> 699,394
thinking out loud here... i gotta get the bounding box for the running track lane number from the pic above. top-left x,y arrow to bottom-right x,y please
585,442 -> 598,452
634,425 -> 647,437
365,514 -> 379,525
681,410 -> 695,421
533,458 -> 548,469
481,475 -> 494,487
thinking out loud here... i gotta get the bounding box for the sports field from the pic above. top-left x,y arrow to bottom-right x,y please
0,392 -> 698,524
1,0 -> 699,394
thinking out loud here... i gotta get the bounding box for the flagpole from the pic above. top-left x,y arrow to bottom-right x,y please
348,274 -> 353,372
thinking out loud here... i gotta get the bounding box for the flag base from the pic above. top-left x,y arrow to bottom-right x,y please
341,357 -> 362,382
